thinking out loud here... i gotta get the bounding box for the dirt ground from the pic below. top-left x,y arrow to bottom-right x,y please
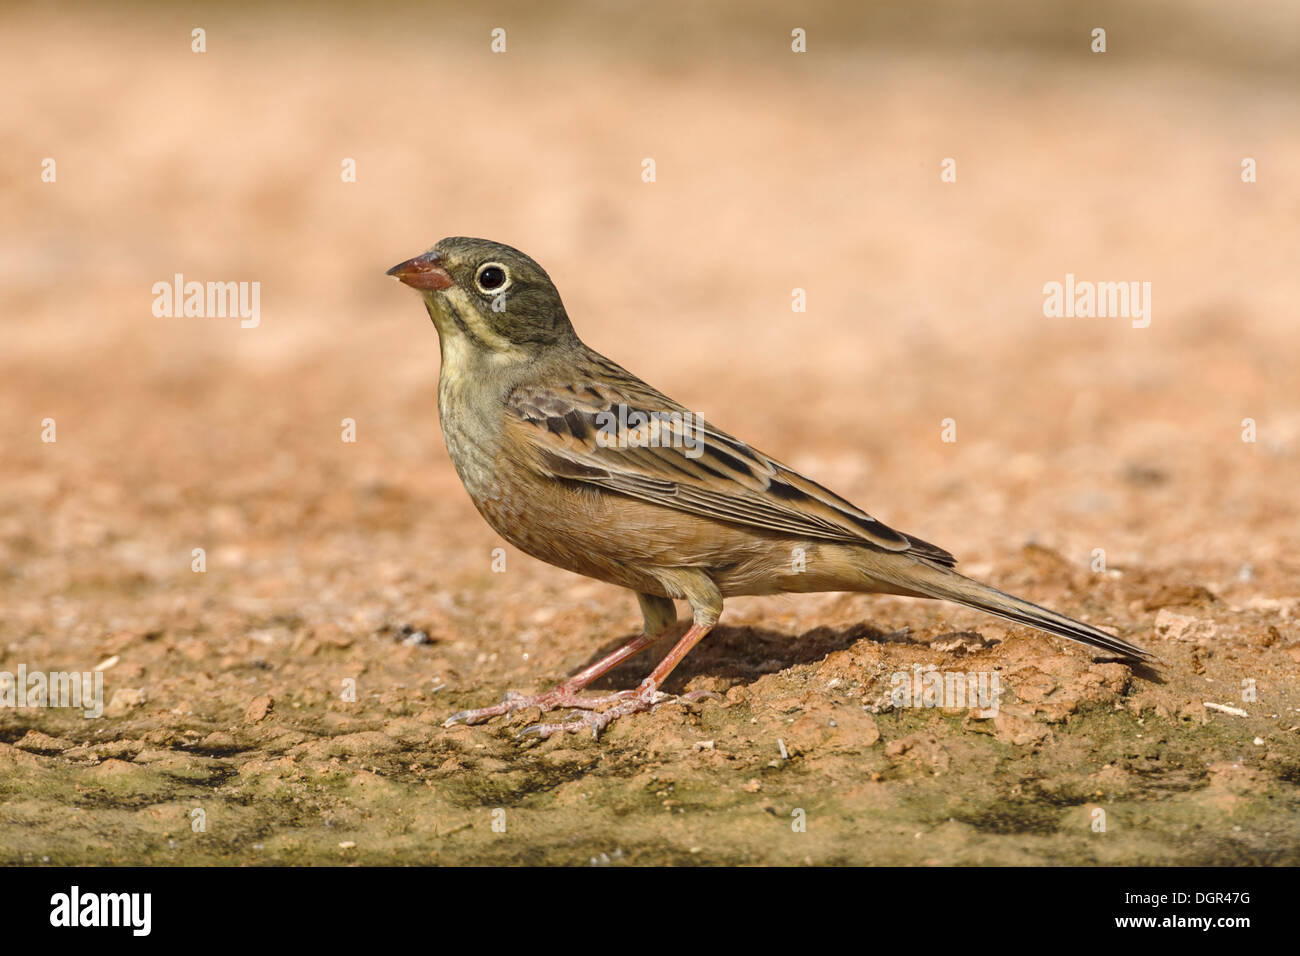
2,3 -> 1298,865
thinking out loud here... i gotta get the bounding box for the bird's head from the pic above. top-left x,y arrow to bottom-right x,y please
387,237 -> 576,362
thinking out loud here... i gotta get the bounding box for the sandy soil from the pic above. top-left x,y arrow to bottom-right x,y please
1,2 -> 1298,865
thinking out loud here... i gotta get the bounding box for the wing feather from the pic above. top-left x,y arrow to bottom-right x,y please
505,351 -> 956,566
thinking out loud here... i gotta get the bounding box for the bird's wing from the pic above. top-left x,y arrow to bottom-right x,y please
503,353 -> 956,566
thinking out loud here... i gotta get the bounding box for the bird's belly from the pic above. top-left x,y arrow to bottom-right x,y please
467,464 -> 878,599
467,471 -> 663,593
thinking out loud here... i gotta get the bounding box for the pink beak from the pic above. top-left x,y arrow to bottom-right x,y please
386,250 -> 454,291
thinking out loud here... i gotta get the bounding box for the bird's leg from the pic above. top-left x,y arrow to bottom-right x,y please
520,574 -> 722,739
444,593 -> 676,727
517,617 -> 717,738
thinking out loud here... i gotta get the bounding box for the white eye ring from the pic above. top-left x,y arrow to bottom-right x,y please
474,262 -> 511,296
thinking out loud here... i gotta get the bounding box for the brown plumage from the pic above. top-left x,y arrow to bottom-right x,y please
387,237 -> 1152,738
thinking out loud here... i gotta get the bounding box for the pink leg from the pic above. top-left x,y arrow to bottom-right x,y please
643,620 -> 714,687
444,631 -> 659,726
444,593 -> 677,728
519,618 -> 717,739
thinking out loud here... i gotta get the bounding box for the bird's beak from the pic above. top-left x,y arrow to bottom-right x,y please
386,250 -> 454,291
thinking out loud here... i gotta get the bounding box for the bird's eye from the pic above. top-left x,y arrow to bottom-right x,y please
475,262 -> 509,294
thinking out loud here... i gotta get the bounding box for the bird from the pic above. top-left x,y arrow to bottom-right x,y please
386,237 -> 1152,738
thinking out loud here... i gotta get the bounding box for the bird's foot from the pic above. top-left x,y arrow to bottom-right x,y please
516,683 -> 719,740
443,686 -> 638,728
515,682 -> 665,740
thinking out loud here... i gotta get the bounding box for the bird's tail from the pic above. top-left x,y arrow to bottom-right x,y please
876,559 -> 1155,662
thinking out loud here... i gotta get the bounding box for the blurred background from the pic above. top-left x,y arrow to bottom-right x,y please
4,0 -> 1297,614
1,0 -> 1298,865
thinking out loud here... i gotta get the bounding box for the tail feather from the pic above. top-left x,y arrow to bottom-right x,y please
881,560 -> 1155,662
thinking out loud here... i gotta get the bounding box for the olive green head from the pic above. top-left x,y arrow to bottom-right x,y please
387,237 -> 577,358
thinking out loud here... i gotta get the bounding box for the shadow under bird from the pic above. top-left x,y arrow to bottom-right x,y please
387,237 -> 1152,738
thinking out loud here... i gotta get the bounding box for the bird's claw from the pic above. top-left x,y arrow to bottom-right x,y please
447,678 -> 714,737
443,690 -> 527,727
681,689 -> 721,704
514,713 -> 590,740
444,687 -> 641,729
512,686 -> 686,741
